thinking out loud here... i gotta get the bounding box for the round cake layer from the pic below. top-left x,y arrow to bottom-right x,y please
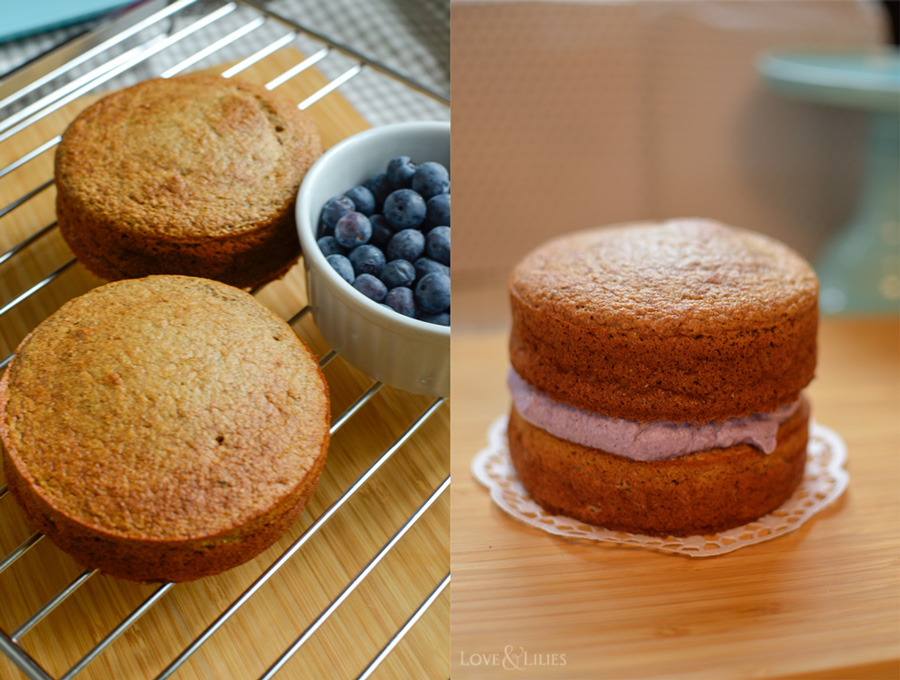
55,74 -> 322,288
509,219 -> 818,422
507,402 -> 809,537
0,276 -> 330,582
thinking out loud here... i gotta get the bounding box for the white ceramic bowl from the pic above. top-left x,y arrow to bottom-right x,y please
296,122 -> 450,397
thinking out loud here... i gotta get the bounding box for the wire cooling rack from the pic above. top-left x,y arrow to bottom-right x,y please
0,1 -> 450,678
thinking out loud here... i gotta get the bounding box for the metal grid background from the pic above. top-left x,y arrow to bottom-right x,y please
0,1 -> 450,678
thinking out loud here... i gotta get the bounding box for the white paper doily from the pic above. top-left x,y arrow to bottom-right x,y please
472,415 -> 849,557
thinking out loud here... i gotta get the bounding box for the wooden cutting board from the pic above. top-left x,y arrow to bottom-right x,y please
451,315 -> 899,680
0,50 -> 449,679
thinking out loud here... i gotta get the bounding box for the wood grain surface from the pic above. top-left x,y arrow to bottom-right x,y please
0,50 -> 449,679
451,314 -> 899,680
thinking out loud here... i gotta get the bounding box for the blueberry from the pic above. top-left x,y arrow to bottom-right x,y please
386,156 -> 417,189
418,311 -> 450,326
424,193 -> 450,231
343,185 -> 376,216
385,286 -> 416,317
317,236 -> 346,257
414,257 -> 449,281
383,189 -> 427,230
349,244 -> 386,278
369,214 -> 394,250
425,226 -> 450,265
334,211 -> 372,248
415,272 -> 450,314
386,228 -> 425,262
364,172 -> 392,207
326,254 -> 354,284
321,155 -> 451,323
412,162 -> 450,200
320,196 -> 355,236
352,273 -> 387,302
380,259 -> 416,289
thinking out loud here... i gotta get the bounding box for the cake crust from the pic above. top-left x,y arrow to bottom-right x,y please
0,276 -> 330,582
509,219 -> 818,423
507,402 -> 809,537
55,74 -> 322,288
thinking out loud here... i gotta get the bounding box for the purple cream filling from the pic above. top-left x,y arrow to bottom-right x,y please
508,368 -> 801,461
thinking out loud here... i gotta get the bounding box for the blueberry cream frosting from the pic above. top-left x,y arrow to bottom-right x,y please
508,369 -> 802,462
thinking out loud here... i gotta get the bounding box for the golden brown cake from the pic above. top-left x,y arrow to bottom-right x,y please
0,276 -> 330,582
55,74 -> 322,289
507,218 -> 819,536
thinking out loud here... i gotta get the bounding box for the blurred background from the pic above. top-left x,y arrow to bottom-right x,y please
452,0 -> 899,328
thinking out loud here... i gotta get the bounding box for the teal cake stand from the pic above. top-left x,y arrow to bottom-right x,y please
759,49 -> 900,314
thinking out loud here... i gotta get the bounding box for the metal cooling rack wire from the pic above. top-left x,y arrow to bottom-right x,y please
0,2 -> 238,146
0,2 -> 450,677
242,0 -> 448,104
0,0 -> 192,115
0,0 -> 448,135
258,478 -> 451,680
358,571 -> 451,680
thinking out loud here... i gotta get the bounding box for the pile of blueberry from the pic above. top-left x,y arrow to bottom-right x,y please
317,156 -> 450,326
